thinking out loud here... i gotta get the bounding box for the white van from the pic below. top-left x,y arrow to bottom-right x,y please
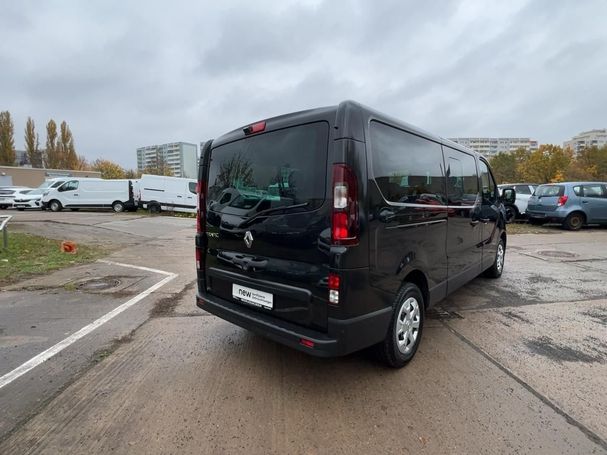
42,178 -> 137,212
137,174 -> 197,213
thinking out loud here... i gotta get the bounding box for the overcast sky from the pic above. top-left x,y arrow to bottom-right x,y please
1,0 -> 606,168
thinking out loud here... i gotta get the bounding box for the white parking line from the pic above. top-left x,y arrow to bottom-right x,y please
0,261 -> 178,390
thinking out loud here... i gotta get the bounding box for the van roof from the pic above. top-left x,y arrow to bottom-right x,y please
211,100 -> 481,158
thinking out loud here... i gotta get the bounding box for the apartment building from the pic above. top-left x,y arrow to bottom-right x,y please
563,129 -> 607,154
448,137 -> 539,158
136,142 -> 198,178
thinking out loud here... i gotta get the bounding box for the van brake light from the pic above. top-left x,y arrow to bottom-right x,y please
331,164 -> 358,245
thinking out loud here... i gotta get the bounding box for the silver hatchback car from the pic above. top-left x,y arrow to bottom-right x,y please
526,182 -> 607,230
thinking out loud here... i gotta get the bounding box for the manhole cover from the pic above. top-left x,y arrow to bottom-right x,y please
77,278 -> 122,291
536,250 -> 578,259
427,308 -> 463,320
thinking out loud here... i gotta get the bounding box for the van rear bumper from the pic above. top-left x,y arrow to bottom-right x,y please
196,291 -> 392,357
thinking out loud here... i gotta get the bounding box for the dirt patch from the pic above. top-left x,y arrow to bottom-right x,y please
150,280 -> 196,318
527,274 -> 557,285
524,336 -> 604,364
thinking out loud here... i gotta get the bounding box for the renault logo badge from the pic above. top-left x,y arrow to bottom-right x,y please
244,231 -> 253,248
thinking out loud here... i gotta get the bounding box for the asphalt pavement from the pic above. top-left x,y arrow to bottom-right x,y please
1,211 -> 606,454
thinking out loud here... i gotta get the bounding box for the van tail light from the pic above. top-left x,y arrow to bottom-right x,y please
195,248 -> 201,270
328,272 -> 340,305
557,195 -> 568,207
196,180 -> 206,233
331,164 -> 358,245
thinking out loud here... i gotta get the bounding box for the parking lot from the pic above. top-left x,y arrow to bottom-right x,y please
1,211 -> 606,454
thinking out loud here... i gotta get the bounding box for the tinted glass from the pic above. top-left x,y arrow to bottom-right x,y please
514,185 -> 531,195
582,184 -> 605,198
479,160 -> 497,203
535,185 -> 564,197
370,121 -> 446,205
208,122 -> 328,212
188,182 -> 197,194
446,151 -> 479,205
59,181 -> 78,192
573,186 -> 582,196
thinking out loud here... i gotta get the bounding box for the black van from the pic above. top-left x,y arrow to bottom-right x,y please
195,101 -> 514,368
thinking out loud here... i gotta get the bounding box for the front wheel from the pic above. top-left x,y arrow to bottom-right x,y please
376,283 -> 424,368
49,200 -> 62,212
484,238 -> 505,278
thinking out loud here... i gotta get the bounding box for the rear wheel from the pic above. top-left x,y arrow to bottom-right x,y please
376,283 -> 424,368
563,212 -> 585,231
484,238 -> 505,278
49,200 -> 62,212
112,201 -> 125,213
505,206 -> 518,223
149,203 -> 161,214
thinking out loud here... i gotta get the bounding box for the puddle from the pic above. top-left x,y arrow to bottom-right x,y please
524,336 -> 603,364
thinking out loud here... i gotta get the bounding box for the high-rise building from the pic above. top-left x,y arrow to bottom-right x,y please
447,137 -> 539,158
136,142 -> 198,178
563,129 -> 607,154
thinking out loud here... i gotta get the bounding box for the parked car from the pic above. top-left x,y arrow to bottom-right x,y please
195,100 -> 515,368
0,187 -> 32,209
498,183 -> 538,219
137,174 -> 197,214
527,182 -> 607,230
41,178 -> 137,212
13,188 -> 45,210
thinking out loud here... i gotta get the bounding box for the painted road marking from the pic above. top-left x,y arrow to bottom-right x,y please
0,261 -> 177,390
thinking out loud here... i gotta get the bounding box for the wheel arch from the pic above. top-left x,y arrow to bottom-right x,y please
402,269 -> 429,309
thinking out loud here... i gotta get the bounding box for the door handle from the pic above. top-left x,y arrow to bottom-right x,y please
582,200 -> 589,204
74,194 -> 79,196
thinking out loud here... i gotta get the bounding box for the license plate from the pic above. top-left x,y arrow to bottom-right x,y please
232,284 -> 273,309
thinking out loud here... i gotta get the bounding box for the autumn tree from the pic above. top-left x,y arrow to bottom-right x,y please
0,111 -> 16,165
568,145 -> 607,181
518,144 -> 572,184
57,121 -> 77,169
24,117 -> 44,168
92,159 -> 126,179
45,119 -> 60,168
124,168 -> 141,179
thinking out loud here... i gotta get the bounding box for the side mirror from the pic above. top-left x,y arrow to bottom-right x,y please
501,188 -> 516,205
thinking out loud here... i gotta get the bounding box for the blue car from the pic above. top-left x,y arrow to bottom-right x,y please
526,182 -> 607,230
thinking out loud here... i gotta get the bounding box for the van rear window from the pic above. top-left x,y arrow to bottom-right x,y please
207,122 -> 328,212
535,185 -> 564,197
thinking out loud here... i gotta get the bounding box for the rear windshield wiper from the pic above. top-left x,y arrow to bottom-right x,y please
244,202 -> 309,223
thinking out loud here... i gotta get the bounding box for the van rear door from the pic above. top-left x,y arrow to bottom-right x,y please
203,122 -> 331,331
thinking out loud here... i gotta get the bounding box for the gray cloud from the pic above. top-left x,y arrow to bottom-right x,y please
1,0 -> 606,168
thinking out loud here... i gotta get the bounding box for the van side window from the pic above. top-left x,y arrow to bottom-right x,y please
446,152 -> 478,206
370,121 -> 446,205
479,160 -> 497,204
514,184 -> 531,195
58,181 -> 78,192
188,182 -> 197,194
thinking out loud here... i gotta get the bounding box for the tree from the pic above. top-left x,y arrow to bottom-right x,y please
24,117 -> 43,168
568,145 -> 607,181
91,159 -> 126,179
124,168 -> 141,179
489,152 -> 518,184
518,144 -> 572,184
45,119 -> 60,168
57,121 -> 78,169
0,111 -> 16,165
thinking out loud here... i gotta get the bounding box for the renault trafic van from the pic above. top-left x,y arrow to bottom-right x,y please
42,178 -> 136,212
195,101 -> 514,368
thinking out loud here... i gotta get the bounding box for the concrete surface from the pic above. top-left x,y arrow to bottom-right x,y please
1,211 -> 606,453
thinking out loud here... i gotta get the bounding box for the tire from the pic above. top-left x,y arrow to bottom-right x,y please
70,208 -> 80,212
376,283 -> 425,368
563,212 -> 585,231
528,217 -> 546,226
149,203 -> 161,214
112,201 -> 125,213
49,200 -> 62,212
483,238 -> 505,278
17,208 -> 25,211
